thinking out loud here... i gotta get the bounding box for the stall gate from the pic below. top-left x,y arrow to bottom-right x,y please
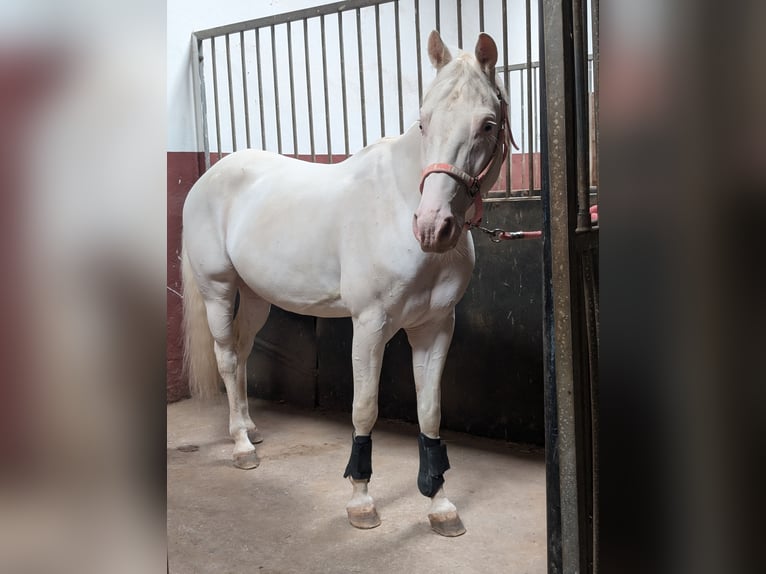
191,0 -> 594,196
190,1 -> 599,572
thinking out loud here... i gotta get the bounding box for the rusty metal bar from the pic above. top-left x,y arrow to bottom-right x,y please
210,36 -> 222,161
540,0 -> 596,571
303,19 -> 316,162
255,28 -> 266,150
240,31 -> 251,149
457,0 -> 463,49
479,0 -> 485,32
191,35 -> 211,170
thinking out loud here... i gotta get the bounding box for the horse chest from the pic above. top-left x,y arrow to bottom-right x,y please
344,240 -> 474,324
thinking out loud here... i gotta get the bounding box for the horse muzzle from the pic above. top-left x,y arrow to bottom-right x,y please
412,211 -> 461,253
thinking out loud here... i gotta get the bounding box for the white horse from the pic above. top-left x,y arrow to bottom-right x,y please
182,31 -> 512,537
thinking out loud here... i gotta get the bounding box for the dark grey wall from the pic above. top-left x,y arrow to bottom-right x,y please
248,198 -> 545,445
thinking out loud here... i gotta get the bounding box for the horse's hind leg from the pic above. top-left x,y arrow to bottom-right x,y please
202,278 -> 267,469
234,287 -> 271,446
406,311 -> 466,537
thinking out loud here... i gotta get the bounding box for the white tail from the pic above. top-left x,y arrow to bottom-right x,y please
181,245 -> 221,399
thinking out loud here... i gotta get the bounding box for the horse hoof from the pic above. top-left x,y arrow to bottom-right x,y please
248,428 -> 264,444
428,511 -> 466,537
233,450 -> 260,470
347,505 -> 381,529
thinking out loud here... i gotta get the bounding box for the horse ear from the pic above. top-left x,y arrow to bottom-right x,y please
428,30 -> 452,70
475,33 -> 498,78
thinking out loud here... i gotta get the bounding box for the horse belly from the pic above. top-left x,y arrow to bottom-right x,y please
226,169 -> 350,318
233,253 -> 349,318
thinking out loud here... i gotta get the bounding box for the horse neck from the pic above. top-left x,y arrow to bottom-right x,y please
388,123 -> 423,204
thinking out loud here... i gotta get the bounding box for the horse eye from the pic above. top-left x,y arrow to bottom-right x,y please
483,122 -> 495,133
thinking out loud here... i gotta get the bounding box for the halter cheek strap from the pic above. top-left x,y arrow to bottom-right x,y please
418,163 -> 485,229
418,91 -> 514,228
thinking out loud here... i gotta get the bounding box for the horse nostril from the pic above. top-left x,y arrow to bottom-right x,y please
437,217 -> 454,242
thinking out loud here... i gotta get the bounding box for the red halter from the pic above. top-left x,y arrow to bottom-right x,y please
418,90 -> 517,228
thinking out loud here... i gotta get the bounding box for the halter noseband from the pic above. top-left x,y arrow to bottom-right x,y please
418,89 -> 517,228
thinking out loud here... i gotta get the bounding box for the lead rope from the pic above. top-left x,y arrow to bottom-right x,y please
469,223 -> 542,242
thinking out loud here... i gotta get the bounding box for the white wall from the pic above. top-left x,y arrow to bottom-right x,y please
167,0 -> 541,154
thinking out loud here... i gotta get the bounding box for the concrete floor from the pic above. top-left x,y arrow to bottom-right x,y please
168,398 -> 546,574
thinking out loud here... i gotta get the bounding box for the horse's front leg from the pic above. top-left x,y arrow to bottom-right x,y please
406,311 -> 466,537
343,310 -> 393,530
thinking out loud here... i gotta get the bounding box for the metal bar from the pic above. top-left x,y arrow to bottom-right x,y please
434,0 -> 440,32
270,25 -> 282,154
415,0 -> 423,104
194,0 -> 393,40
356,8 -> 368,148
320,15 -> 333,163
395,0 -> 404,133
210,36 -> 222,161
592,0 -> 599,190
519,70 -> 525,193
538,21 -> 563,564
581,236 -> 600,574
479,0 -> 485,32
225,34 -> 237,151
457,0 -> 463,49
540,0 -> 591,571
287,22 -> 298,156
338,13 -> 350,155
191,35 -> 211,171
573,0 -> 591,231
507,60 -> 541,72
501,0 -> 510,198
526,0 -> 533,196
255,28 -> 267,150
303,18 -> 316,162
533,65 -> 539,190
375,4 -> 385,137
240,31 -> 251,149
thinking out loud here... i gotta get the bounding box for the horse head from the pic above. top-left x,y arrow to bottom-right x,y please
413,31 -> 509,253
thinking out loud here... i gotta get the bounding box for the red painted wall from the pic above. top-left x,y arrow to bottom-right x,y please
166,152 -> 202,402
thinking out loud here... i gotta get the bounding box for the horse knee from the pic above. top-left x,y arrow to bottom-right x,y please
352,398 -> 378,432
